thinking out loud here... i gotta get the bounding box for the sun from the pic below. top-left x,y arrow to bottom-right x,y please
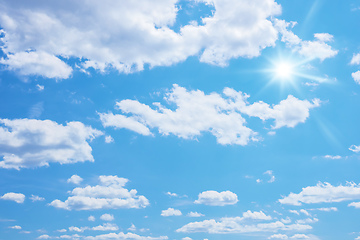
274,62 -> 294,80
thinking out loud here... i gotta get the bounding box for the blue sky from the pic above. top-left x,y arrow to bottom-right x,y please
1,0 -> 360,239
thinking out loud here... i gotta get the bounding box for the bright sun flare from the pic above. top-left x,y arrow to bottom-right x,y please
274,62 -> 294,79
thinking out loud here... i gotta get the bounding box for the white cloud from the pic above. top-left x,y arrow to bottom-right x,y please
30,194 -> 45,202
128,224 -> 136,232
299,209 -> 310,216
0,118 -> 103,170
161,208 -> 182,217
88,216 -> 95,222
69,223 -> 119,232
104,135 -> 114,143
176,218 -> 311,234
350,145 -> 360,153
264,170 -> 276,183
295,218 -> 318,224
289,210 -> 299,215
9,225 -> 22,229
269,234 -> 288,239
351,53 -> 360,65
83,232 -> 168,240
279,182 -> 360,206
67,175 -> 83,185
165,192 -> 178,197
37,234 -> 51,239
36,84 -> 45,91
0,0 -> 282,77
310,207 -> 337,212
298,38 -> 338,61
0,51 -> 72,79
49,175 -> 149,210
100,214 -> 114,221
274,19 -> 338,61
187,212 -> 205,217
323,155 -> 342,160
57,229 -> 67,233
352,71 -> 360,84
194,190 -> 238,206
182,238 -> 192,240
290,234 -> 310,239
1,192 -> 25,203
100,85 -> 319,146
348,202 -> 360,208
91,223 -> 118,231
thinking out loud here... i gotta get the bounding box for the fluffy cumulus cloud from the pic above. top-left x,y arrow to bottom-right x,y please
279,182 -> 360,206
0,0 -> 284,78
161,208 -> 182,217
67,175 -> 84,185
49,175 -> 149,210
274,20 -> 338,61
100,214 -> 114,221
100,85 -> 320,146
0,51 -> 73,79
194,190 -> 238,206
176,215 -> 311,234
0,118 -> 103,170
1,192 -> 25,203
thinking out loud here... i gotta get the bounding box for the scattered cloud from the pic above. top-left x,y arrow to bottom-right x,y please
68,223 -> 119,232
348,202 -> 360,208
194,190 -> 238,206
165,192 -> 178,197
349,145 -> 360,153
105,135 -> 114,143
274,19 -> 338,61
187,212 -> 205,217
67,175 -> 83,185
88,216 -> 95,222
177,218 -> 311,234
323,155 -> 342,160
128,224 -> 136,232
30,195 -> 45,202
269,234 -> 288,239
49,175 -> 149,210
100,214 -> 114,221
161,208 -> 182,217
309,207 -> 337,212
100,85 -> 320,146
1,192 -> 25,203
36,84 -> 45,91
9,225 -> 22,230
350,53 -> 360,84
264,170 -> 276,183
279,182 -> 360,206
0,118 -> 103,170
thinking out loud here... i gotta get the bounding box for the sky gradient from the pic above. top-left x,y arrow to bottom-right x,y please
1,0 -> 360,240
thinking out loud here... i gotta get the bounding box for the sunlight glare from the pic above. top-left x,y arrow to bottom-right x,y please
275,62 -> 293,79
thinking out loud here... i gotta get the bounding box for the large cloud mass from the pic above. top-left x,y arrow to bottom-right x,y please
0,118 -> 103,170
0,0 -> 282,78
